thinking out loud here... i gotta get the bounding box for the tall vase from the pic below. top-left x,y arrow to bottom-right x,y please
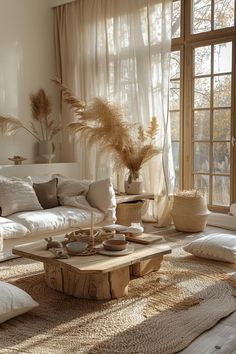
38,140 -> 55,163
124,170 -> 143,195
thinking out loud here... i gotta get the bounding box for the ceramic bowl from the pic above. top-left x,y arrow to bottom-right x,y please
103,239 -> 128,251
66,241 -> 88,255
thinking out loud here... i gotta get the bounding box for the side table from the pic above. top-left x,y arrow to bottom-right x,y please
115,193 -> 154,226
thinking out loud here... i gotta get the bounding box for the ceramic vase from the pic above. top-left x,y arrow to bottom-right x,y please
124,170 -> 143,195
38,140 -> 55,163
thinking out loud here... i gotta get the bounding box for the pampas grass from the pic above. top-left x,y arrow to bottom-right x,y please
54,79 -> 161,180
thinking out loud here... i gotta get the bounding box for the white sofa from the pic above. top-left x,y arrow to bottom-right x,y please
0,163 -> 116,261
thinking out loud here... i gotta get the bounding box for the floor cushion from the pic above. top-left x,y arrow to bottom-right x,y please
0,281 -> 38,323
183,233 -> 236,263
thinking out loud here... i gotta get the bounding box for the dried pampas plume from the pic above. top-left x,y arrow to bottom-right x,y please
54,79 -> 161,180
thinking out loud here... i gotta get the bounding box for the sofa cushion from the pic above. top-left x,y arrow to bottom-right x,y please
183,233 -> 236,263
33,178 -> 59,209
0,217 -> 29,240
0,281 -> 38,324
8,206 -> 104,234
86,178 -> 116,222
0,179 -> 43,217
55,175 -> 90,198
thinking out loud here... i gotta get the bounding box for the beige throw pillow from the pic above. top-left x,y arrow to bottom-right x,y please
86,178 -> 116,222
0,180 -> 43,216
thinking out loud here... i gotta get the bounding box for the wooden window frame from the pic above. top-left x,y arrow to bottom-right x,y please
171,0 -> 236,211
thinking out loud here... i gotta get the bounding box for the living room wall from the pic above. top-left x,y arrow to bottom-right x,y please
0,0 -> 60,164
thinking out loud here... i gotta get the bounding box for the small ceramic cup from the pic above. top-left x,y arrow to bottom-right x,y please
113,233 -> 126,241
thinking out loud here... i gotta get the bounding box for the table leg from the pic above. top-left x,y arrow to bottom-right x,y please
130,255 -> 163,277
44,263 -> 130,300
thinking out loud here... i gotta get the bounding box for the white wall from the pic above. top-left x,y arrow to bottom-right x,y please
0,0 -> 60,164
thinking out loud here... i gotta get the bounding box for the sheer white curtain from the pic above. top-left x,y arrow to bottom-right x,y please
54,0 -> 174,225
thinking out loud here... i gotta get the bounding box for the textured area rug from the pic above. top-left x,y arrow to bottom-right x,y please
1,246 -> 236,354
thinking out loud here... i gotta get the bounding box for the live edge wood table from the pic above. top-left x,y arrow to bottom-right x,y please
13,239 -> 171,301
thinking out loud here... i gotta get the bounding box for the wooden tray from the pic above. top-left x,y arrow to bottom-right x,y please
125,233 -> 163,244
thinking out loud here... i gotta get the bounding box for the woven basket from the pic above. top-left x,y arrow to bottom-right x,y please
171,194 -> 210,232
116,201 -> 145,226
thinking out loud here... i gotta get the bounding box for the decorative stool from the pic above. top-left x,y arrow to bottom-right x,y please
116,200 -> 145,226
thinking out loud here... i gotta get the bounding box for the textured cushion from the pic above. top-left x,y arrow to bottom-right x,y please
55,175 -> 90,198
33,178 -> 59,209
62,195 -> 97,211
86,178 -> 116,221
0,281 -> 38,323
0,180 -> 43,216
0,217 -> 29,240
8,206 -> 104,234
183,233 -> 236,263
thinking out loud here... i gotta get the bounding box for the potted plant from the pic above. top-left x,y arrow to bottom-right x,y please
54,79 -> 161,194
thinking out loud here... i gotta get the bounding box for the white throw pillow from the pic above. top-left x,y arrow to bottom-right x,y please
0,281 -> 38,323
54,175 -> 90,198
86,178 -> 116,222
0,180 -> 43,216
62,195 -> 98,212
0,217 -> 29,239
183,233 -> 236,263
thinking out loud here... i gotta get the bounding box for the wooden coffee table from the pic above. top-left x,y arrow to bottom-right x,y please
13,238 -> 171,300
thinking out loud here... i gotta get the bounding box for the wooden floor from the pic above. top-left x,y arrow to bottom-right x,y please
144,223 -> 236,354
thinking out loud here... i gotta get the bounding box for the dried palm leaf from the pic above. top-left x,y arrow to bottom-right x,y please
52,78 -> 86,116
0,115 -> 24,136
0,115 -> 41,141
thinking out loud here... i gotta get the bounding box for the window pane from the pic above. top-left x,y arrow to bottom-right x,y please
213,75 -> 231,107
194,174 -> 209,201
213,109 -> 231,140
214,42 -> 232,74
212,176 -> 230,206
170,111 -> 180,140
172,0 -> 181,38
194,142 -> 210,172
169,80 -> 180,110
194,110 -> 210,140
213,142 -> 230,173
170,51 -> 180,79
214,0 -> 235,30
194,46 -> 211,76
192,0 -> 211,34
194,77 -> 211,108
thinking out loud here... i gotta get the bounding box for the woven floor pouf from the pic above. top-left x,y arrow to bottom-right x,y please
171,191 -> 210,232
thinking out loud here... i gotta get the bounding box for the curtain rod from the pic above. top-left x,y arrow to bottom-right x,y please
49,0 -> 76,8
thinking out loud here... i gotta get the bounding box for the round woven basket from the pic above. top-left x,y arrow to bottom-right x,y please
116,201 -> 145,226
171,194 -> 210,232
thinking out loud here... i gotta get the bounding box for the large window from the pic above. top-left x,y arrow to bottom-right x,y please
170,0 -> 236,211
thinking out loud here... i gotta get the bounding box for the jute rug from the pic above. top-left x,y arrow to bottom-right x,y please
1,243 -> 236,354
